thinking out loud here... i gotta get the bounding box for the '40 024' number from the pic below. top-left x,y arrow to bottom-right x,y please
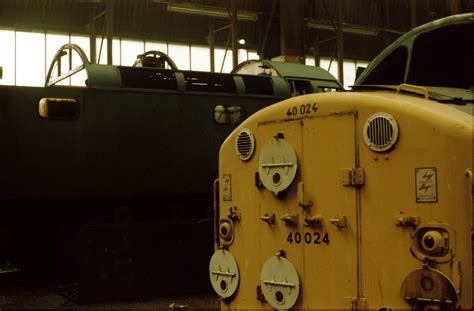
286,232 -> 330,245
287,103 -> 318,117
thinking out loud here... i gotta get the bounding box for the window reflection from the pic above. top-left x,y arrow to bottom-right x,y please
214,105 -> 246,124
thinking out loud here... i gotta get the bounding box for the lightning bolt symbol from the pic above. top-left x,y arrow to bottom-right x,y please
423,171 -> 434,180
419,171 -> 434,193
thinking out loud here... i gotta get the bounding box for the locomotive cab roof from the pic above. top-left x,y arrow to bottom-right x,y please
44,45 -> 342,97
354,13 -> 473,114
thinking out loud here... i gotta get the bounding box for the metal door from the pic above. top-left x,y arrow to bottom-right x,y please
301,112 -> 359,309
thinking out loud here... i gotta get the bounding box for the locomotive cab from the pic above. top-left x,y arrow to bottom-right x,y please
210,13 -> 473,310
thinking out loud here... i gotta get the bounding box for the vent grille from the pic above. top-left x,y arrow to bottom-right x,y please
235,129 -> 255,161
363,113 -> 399,152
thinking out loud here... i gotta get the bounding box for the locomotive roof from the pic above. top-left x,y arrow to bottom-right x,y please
355,13 -> 474,86
232,59 -> 341,83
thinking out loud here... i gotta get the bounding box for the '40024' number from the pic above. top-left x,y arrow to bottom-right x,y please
286,232 -> 330,245
287,103 -> 318,117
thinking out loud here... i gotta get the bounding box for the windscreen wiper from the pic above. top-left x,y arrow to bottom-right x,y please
436,97 -> 474,105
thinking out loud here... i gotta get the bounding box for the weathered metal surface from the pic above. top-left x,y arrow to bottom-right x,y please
212,14 -> 473,309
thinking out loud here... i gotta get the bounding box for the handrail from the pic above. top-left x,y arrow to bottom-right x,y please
396,83 -> 430,99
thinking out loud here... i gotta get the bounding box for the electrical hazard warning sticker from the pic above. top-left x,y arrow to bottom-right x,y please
415,167 -> 438,203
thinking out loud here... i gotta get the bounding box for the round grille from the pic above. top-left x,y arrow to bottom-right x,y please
363,113 -> 399,152
235,128 -> 255,161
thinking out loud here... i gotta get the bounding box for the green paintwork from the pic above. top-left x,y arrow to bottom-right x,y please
355,13 -> 474,86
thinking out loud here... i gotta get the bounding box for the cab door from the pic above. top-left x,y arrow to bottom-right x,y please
301,112 -> 360,309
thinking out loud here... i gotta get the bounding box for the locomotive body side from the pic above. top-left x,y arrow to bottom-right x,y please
0,44 -> 341,300
212,91 -> 472,309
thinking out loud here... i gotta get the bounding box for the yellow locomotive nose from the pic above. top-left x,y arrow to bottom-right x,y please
401,268 -> 459,309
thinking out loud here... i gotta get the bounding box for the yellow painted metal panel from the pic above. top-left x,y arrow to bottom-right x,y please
301,113 -> 358,309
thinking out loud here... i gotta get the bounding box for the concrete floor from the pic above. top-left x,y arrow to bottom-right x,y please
0,281 -> 220,310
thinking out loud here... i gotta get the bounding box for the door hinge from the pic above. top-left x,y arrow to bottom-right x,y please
342,167 -> 365,186
297,182 -> 313,209
347,297 -> 367,309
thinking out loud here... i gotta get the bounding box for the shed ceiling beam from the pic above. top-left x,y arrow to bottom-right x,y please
410,0 -> 417,28
258,0 -> 277,58
279,0 -> 305,61
306,19 -> 404,36
448,0 -> 460,14
89,20 -> 97,64
106,0 -> 113,65
336,0 -> 344,84
231,0 -> 239,69
165,2 -> 258,21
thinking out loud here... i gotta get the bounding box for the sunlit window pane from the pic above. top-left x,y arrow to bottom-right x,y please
69,35 -> 92,86
238,49 -> 247,64
214,48 -> 233,73
95,38 -> 120,65
121,39 -> 144,66
46,33 -> 70,85
169,44 -> 190,70
247,50 -> 259,60
320,57 -> 339,81
46,33 -> 69,69
16,32 -> 45,86
0,30 -> 15,85
343,60 -> 356,89
145,41 -> 167,54
96,38 -> 106,64
305,55 -> 315,66
356,60 -> 370,68
191,45 -> 210,71
70,35 -> 90,62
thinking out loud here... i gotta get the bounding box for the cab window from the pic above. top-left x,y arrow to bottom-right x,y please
362,46 -> 408,85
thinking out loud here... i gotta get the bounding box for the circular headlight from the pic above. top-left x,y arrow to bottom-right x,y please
219,221 -> 233,242
421,230 -> 445,255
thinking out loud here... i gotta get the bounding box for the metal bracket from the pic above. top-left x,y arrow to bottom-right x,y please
261,213 -> 275,224
297,182 -> 313,209
255,172 -> 264,189
466,169 -> 473,190
342,167 -> 365,186
228,206 -> 241,221
274,132 -> 284,139
256,285 -> 265,302
396,216 -> 420,227
304,214 -> 323,227
330,215 -> 346,228
349,297 -> 367,309
275,248 -> 286,257
280,214 -> 298,226
210,270 -> 236,277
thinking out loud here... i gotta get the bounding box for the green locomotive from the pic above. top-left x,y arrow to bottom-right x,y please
0,44 -> 340,301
